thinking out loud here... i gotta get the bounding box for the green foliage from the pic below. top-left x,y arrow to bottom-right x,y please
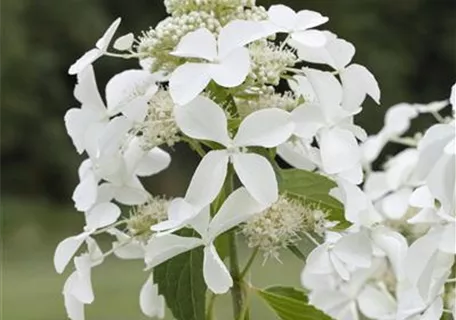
256,286 -> 332,320
279,169 -> 348,229
154,247 -> 207,320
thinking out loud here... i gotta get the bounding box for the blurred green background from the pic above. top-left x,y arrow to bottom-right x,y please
1,0 -> 455,319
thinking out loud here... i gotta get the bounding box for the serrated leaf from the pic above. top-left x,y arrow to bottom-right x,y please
279,169 -> 348,228
154,245 -> 206,320
257,286 -> 332,320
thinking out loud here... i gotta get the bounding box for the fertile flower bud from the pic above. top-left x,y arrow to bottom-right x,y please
241,195 -> 327,260
236,91 -> 300,118
164,0 -> 257,17
127,196 -> 169,240
247,40 -> 296,86
139,89 -> 180,149
137,12 -> 221,72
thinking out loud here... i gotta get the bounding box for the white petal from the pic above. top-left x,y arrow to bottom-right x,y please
381,188 -> 413,220
95,17 -> 121,51
63,290 -> 85,320
188,206 -> 211,238
292,30 -> 327,47
185,150 -> 229,209
64,108 -> 98,154
135,148 -> 171,177
319,128 -> 361,174
70,256 -> 94,304
371,227 -> 408,277
291,104 -> 325,139
54,232 -> 90,274
364,171 -> 390,201
169,63 -> 212,105
329,253 -> 350,281
421,298 -> 443,320
217,20 -> 266,59
203,244 -> 233,294
295,35 -> 354,70
232,153 -> 278,206
109,229 -> 145,259
340,64 -> 380,111
288,75 -> 317,102
439,223 -> 455,254
233,108 -> 294,147
333,232 -> 372,269
267,5 -> 297,31
361,134 -> 388,164
85,237 -> 104,266
74,65 -> 106,115
338,165 -> 364,185
113,33 -> 134,51
383,103 -> 419,137
295,10 -> 329,30
72,171 -> 98,212
211,47 -> 250,87
304,244 -> 334,275
69,48 -> 102,75
105,69 -> 158,117
144,234 -> 202,268
174,95 -> 230,145
113,180 -> 149,205
97,116 -> 133,156
303,68 -> 343,114
151,198 -> 197,232
140,275 -> 165,318
426,154 -> 455,215
357,284 -> 396,319
85,202 -> 121,230
171,28 -> 217,61
277,142 -> 317,170
208,187 -> 266,239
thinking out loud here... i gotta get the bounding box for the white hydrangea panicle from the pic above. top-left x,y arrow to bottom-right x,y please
69,18 -> 121,75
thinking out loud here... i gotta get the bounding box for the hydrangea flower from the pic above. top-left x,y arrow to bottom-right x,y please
145,187 -> 266,293
174,96 -> 294,205
266,5 -> 328,47
168,20 -> 267,105
69,18 -> 121,75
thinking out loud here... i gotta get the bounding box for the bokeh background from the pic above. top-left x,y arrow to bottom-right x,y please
1,0 -> 455,319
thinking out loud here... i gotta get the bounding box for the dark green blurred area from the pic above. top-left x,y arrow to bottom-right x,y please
1,0 -> 455,319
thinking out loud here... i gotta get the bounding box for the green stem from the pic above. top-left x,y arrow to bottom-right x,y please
237,282 -> 251,320
206,293 -> 217,320
229,232 -> 243,319
239,248 -> 259,280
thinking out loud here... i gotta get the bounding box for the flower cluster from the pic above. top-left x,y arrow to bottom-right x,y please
301,85 -> 456,320
54,1 -> 454,320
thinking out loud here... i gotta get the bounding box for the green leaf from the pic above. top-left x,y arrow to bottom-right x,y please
154,244 -> 206,320
257,286 -> 332,320
279,169 -> 349,229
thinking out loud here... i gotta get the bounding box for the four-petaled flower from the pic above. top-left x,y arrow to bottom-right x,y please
145,187 -> 267,294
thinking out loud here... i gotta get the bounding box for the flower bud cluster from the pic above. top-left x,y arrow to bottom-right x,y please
137,12 -> 221,72
236,91 -> 300,117
241,195 -> 327,260
164,0 -> 256,17
127,196 -> 169,240
248,40 -> 296,86
139,88 -> 180,149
